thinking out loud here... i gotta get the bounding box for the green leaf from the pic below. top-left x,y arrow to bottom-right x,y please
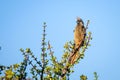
25,48 -> 31,53
80,75 -> 87,80
20,48 -> 24,52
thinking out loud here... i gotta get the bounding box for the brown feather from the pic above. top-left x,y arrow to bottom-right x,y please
70,17 -> 86,64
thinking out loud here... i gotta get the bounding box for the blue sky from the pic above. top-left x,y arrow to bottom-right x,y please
0,0 -> 120,80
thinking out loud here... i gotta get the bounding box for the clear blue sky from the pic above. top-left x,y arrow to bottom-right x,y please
0,0 -> 120,80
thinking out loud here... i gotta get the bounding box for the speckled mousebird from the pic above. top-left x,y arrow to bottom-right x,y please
70,17 -> 86,64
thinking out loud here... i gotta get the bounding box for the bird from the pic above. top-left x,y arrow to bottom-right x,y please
70,17 -> 86,64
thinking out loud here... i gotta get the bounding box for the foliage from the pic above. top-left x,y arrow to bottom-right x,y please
94,72 -> 98,80
0,21 -> 97,80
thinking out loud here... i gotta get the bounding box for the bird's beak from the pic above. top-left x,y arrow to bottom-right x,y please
80,22 -> 83,26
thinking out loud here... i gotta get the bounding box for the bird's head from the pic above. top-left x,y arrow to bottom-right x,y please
76,17 -> 84,26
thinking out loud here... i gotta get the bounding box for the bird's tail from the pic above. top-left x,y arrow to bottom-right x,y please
69,43 -> 80,64
69,51 -> 79,64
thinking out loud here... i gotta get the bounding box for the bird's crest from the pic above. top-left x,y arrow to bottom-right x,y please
76,17 -> 84,25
